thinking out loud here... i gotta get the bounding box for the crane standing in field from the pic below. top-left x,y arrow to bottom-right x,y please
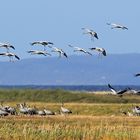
60,102 -> 72,115
17,103 -> 29,115
0,109 -> 8,116
0,102 -> 16,115
132,106 -> 140,116
44,108 -> 55,115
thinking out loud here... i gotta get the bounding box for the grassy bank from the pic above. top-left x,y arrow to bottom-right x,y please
0,89 -> 140,103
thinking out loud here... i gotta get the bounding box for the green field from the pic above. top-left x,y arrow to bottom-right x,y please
0,89 -> 140,103
0,89 -> 140,140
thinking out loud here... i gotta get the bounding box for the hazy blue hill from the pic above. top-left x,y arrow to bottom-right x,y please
0,54 -> 140,85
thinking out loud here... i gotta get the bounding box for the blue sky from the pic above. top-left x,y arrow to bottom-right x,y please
0,0 -> 140,59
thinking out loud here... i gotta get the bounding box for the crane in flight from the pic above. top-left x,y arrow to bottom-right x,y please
89,47 -> 106,56
0,52 -> 20,62
30,41 -> 54,51
0,43 -> 15,52
51,47 -> 68,58
108,84 -> 128,96
27,50 -> 51,56
107,23 -> 128,30
82,28 -> 98,41
68,45 -> 92,56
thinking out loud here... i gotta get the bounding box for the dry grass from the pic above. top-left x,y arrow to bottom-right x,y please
0,103 -> 140,140
0,115 -> 140,140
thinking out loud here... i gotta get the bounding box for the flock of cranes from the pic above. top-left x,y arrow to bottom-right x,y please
1,22 -> 140,117
0,22 -> 130,62
1,101 -> 140,117
0,22 -> 140,84
0,22 -> 139,91
0,102 -> 72,116
0,23 -> 128,62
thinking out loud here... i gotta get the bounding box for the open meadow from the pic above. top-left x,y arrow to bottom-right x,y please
0,89 -> 140,140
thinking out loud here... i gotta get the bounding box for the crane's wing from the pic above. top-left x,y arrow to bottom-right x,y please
117,89 -> 128,95
108,84 -> 117,94
63,52 -> 68,58
15,55 -> 20,60
51,46 -> 58,51
94,32 -> 98,39
68,45 -> 81,50
0,53 -> 6,56
123,26 -> 128,30
47,42 -> 54,45
30,42 -> 41,45
81,28 -> 91,32
10,45 -> 15,50
86,51 -> 92,56
45,52 -> 51,56
89,48 -> 96,50
134,73 -> 140,77
102,50 -> 107,56
27,50 -> 35,53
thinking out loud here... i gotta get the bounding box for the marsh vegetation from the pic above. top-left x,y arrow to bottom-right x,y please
0,89 -> 140,140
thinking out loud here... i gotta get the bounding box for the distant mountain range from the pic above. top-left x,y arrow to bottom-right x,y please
0,54 -> 140,85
